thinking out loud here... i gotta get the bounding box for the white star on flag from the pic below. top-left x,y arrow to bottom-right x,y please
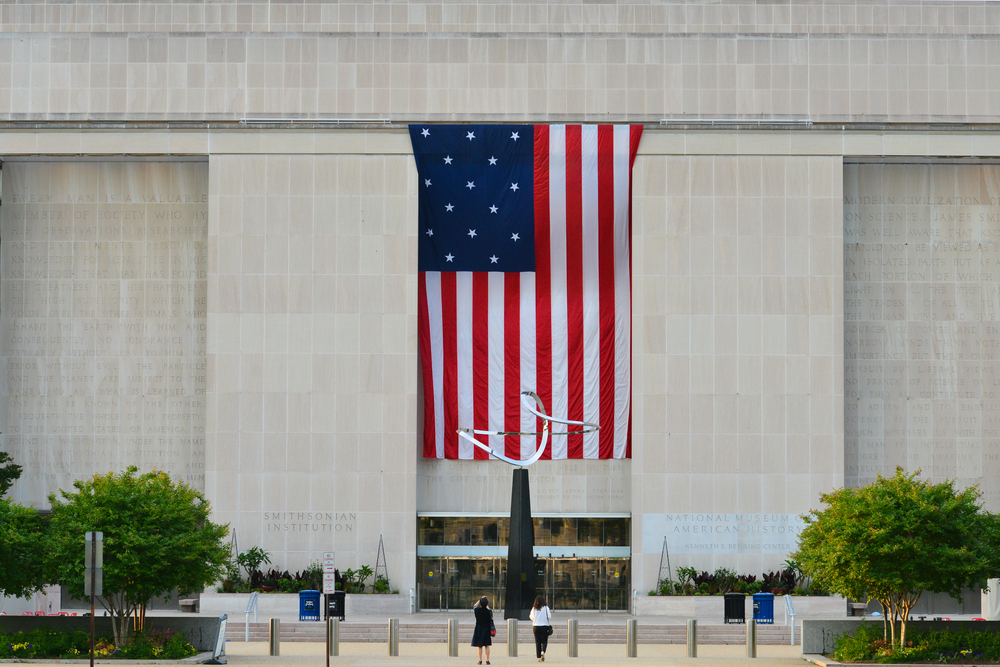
488,156 -> 497,165
466,131 -> 476,140
444,156 -> 452,164
490,255 -> 499,263
489,205 -> 498,214
511,233 -> 520,241
467,229 -> 477,238
426,229 -> 434,236
424,178 -> 432,187
445,253 -> 454,262
420,128 -> 430,137
445,203 -> 454,211
466,181 -> 475,189
510,183 -> 519,192
511,132 -> 520,141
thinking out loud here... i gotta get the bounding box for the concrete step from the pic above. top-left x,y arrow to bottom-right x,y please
227,622 -> 794,645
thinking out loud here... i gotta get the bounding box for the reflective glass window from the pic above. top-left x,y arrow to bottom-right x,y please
470,517 -> 499,546
604,518 -> 630,546
418,517 -> 444,545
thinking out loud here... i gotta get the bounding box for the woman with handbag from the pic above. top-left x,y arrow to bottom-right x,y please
471,596 -> 493,665
529,595 -> 553,661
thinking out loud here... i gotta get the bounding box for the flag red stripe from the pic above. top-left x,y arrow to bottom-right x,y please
565,125 -> 584,459
626,124 -> 643,459
504,273 -> 521,459
472,272 -> 490,459
533,125 -> 552,460
440,272 -> 459,460
418,272 -> 436,457
597,125 -> 616,459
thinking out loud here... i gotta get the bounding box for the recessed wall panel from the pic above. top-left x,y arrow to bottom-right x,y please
1,161 -> 208,506
844,162 -> 1000,510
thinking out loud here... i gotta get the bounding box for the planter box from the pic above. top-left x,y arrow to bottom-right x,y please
200,592 -> 409,618
635,595 -> 846,621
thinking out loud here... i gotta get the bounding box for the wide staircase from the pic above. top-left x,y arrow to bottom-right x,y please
229,621 -> 793,645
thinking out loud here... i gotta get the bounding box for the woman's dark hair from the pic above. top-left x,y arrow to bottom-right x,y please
533,595 -> 546,610
478,596 -> 490,608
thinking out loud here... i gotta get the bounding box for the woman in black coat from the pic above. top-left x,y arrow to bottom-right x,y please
471,596 -> 493,665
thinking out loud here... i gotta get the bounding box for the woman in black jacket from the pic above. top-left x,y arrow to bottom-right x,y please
471,596 -> 493,665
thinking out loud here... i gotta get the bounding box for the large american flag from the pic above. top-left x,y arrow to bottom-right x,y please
411,124 -> 642,460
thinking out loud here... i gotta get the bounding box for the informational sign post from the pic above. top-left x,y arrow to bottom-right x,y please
84,532 -> 103,667
322,553 -> 335,667
322,553 -> 336,593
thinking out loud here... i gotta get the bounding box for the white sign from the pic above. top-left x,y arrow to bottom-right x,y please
323,552 -> 336,572
642,513 -> 806,556
323,573 -> 338,594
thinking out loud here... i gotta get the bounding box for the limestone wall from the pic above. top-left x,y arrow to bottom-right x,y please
844,162 -> 1000,511
0,160 -> 208,506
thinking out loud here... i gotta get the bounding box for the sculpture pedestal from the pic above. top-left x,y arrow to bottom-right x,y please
504,468 -> 535,620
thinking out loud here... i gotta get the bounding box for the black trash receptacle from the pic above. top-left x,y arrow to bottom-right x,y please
724,592 -> 746,624
299,589 -> 321,621
752,592 -> 775,624
328,590 -> 346,621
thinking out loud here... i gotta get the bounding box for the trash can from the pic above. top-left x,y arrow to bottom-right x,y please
752,592 -> 775,624
328,590 -> 346,621
299,590 -> 321,621
723,592 -> 746,624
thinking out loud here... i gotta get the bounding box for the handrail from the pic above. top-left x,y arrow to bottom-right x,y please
245,592 -> 259,642
784,595 -> 797,646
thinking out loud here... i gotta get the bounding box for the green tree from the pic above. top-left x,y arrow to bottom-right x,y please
792,468 -> 1000,649
0,497 -> 48,598
45,467 -> 230,645
0,450 -> 23,496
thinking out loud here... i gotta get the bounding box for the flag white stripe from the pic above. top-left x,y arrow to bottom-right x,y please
580,124 -> 601,460
613,125 -> 632,458
520,272 -> 537,461
548,124 -> 569,459
488,272 -> 505,453
425,273 -> 446,459
456,272 -> 475,460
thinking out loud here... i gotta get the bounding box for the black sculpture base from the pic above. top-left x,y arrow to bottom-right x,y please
504,468 -> 535,620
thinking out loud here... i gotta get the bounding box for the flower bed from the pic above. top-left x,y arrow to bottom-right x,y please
831,622 -> 1000,664
0,627 -> 196,660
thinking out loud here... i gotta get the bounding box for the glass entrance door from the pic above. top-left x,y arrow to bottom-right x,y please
418,556 -> 628,611
535,557 -> 630,612
419,557 -> 504,611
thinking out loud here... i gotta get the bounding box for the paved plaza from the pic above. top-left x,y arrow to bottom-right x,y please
218,640 -> 810,667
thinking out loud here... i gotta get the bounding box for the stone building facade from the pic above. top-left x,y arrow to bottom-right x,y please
1,0 -> 999,611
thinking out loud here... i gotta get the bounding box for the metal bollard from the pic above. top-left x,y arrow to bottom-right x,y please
567,619 -> 578,658
746,619 -> 757,658
448,618 -> 459,657
507,618 -> 518,657
687,619 -> 697,658
626,619 -> 637,658
268,618 -> 280,656
328,618 -> 339,657
388,618 -> 399,657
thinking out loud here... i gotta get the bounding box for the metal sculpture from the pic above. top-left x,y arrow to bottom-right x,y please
457,391 -> 599,619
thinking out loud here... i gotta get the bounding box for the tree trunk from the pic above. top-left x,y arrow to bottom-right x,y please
878,599 -> 890,641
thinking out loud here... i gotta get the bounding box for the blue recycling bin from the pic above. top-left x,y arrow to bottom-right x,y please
752,592 -> 775,624
299,589 -> 321,621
